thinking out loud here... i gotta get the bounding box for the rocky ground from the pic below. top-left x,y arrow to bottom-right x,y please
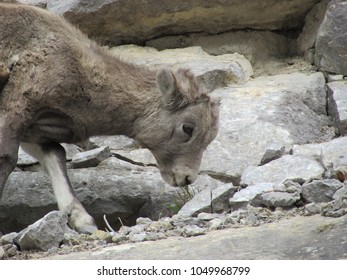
1,0 -> 347,260
1,57 -> 347,260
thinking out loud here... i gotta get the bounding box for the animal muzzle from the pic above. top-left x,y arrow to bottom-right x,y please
174,173 -> 197,187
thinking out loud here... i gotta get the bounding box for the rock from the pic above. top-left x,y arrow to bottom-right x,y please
260,143 -> 285,165
17,211 -> 68,251
315,0 -> 347,75
182,225 -> 205,237
111,233 -> 127,243
46,215 -> 347,260
110,45 -> 253,88
129,232 -> 147,243
201,71 -> 332,183
148,30 -> 294,64
72,146 -> 112,168
92,230 -> 113,243
333,185 -> 347,200
0,232 -> 18,245
17,147 -> 38,166
90,135 -> 137,151
321,199 -> 347,218
114,149 -> 156,167
34,0 -> 320,46
178,184 -> 237,216
302,179 -> 344,203
136,217 -> 153,226
297,0 -> 329,54
251,191 -> 301,208
292,136 -> 347,170
207,218 -> 225,231
327,74 -> 344,83
197,212 -> 220,221
327,81 -> 347,135
241,155 -> 324,186
0,246 -> 4,260
0,157 -> 182,233
146,217 -> 173,232
229,183 -> 274,210
0,244 -> 17,259
303,203 -> 322,216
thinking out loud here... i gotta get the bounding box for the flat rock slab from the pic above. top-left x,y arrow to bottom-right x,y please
45,215 -> 347,260
36,0 -> 320,45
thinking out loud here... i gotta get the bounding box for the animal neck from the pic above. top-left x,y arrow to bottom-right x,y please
86,53 -> 165,141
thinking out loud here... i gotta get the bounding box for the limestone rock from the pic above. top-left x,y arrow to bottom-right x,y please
302,179 -> 344,203
315,0 -> 347,75
297,0 -> 329,54
292,136 -> 347,170
260,143 -> 285,165
110,45 -> 253,88
241,155 -> 324,186
178,184 -> 237,216
327,81 -> 347,135
148,30 -> 294,64
36,0 -> 320,46
229,183 -> 275,210
201,71 -> 332,183
251,191 -> 301,208
72,146 -> 112,168
17,211 -> 68,251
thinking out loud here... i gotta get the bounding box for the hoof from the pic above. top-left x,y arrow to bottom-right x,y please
75,224 -> 98,234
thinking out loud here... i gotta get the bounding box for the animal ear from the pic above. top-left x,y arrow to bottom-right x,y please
156,69 -> 184,109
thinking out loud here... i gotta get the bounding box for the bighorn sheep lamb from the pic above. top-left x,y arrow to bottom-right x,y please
0,4 -> 220,233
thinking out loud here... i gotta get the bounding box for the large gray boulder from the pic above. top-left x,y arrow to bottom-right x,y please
25,0 -> 321,46
201,71 -> 333,183
315,0 -> 347,75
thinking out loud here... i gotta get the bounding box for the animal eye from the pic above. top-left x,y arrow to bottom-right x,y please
182,124 -> 194,137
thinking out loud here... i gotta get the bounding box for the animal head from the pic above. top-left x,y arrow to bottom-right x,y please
137,68 -> 220,187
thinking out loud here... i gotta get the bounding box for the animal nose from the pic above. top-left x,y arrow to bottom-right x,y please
185,175 -> 193,185
173,171 -> 197,187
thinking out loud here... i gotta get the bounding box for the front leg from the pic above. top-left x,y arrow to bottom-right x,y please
20,142 -> 97,234
0,116 -> 20,198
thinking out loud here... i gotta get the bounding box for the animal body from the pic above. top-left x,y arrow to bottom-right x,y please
0,4 -> 220,233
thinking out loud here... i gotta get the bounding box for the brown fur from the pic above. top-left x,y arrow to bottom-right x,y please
0,4 -> 220,232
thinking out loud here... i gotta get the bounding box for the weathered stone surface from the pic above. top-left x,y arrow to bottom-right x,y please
17,147 -> 38,166
0,246 -> 4,260
292,136 -> 347,170
251,191 -> 301,208
17,211 -> 68,251
229,183 -> 274,210
111,45 -> 253,89
327,81 -> 347,136
260,143 -> 285,165
114,149 -> 156,167
29,0 -> 321,46
297,0 -> 329,54
148,30 -> 294,64
201,71 -> 332,183
72,146 -> 112,168
45,215 -> 347,260
302,179 -> 344,203
315,0 -> 347,75
90,135 -> 137,151
241,155 -> 324,186
182,225 -> 206,237
0,232 -> 18,245
178,184 -> 237,216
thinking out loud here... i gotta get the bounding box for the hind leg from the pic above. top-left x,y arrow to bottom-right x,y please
0,117 -> 20,198
21,142 -> 97,233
